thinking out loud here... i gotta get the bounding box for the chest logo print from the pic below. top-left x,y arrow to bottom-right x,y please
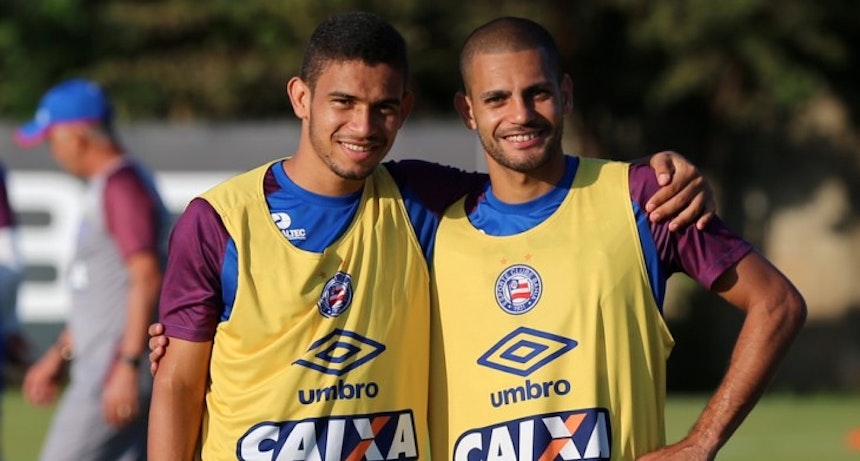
318,271 -> 354,318
294,329 -> 386,376
478,326 -> 578,377
495,264 -> 543,314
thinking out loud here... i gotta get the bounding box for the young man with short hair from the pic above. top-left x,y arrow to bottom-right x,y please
430,17 -> 806,461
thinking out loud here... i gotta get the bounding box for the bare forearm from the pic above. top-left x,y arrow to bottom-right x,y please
149,373 -> 205,460
148,339 -> 211,460
149,376 -> 205,459
688,272 -> 806,454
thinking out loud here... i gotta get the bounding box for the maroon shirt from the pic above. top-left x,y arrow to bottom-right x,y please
103,164 -> 165,259
629,163 -> 752,289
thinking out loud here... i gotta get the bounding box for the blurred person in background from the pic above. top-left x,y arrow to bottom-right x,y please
0,160 -> 28,461
15,78 -> 170,461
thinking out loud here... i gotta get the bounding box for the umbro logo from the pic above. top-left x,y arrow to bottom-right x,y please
478,326 -> 577,377
294,329 -> 386,376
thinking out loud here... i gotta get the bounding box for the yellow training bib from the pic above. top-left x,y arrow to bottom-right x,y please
200,161 -> 430,460
430,158 -> 673,461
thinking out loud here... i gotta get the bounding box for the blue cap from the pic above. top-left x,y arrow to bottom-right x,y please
15,78 -> 114,147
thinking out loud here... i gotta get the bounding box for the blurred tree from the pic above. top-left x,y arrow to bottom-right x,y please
3,0 -> 857,147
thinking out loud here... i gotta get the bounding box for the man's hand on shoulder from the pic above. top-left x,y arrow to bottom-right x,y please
644,150 -> 716,231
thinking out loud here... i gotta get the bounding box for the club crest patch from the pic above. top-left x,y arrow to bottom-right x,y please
495,264 -> 542,314
318,271 -> 354,318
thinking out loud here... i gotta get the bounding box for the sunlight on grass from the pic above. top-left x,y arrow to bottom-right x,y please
3,390 -> 859,460
666,394 -> 860,461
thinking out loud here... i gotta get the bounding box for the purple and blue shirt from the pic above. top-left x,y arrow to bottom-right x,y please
160,158 -> 752,341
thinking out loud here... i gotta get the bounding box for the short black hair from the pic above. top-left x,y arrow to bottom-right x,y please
460,17 -> 562,87
300,11 -> 409,89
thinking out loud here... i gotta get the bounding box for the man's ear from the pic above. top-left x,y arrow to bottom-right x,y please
453,91 -> 477,130
71,127 -> 90,150
400,89 -> 415,123
54,125 -> 88,150
286,77 -> 311,119
561,74 -> 573,115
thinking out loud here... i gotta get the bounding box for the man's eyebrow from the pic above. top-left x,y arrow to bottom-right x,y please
327,92 -> 401,106
327,91 -> 356,100
526,81 -> 554,91
478,89 -> 509,100
373,97 -> 402,107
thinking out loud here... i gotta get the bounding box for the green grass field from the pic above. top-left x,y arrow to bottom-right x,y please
2,391 -> 858,460
665,394 -> 860,460
2,389 -> 56,461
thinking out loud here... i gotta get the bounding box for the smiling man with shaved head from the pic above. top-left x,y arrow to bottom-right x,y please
429,16 -> 806,461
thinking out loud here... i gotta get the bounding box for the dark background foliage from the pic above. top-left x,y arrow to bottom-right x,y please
3,0 -> 859,391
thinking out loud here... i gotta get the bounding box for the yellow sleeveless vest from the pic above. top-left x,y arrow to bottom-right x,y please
430,158 -> 673,461
200,160 -> 430,460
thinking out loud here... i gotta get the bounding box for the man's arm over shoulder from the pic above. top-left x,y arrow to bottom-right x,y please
634,151 -> 716,230
384,160 -> 487,215
629,163 -> 753,288
384,160 -> 488,261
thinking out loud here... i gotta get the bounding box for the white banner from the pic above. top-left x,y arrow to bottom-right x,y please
8,171 -> 235,322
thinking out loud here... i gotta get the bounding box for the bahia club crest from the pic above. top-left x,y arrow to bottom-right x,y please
495,264 -> 543,315
318,271 -> 354,318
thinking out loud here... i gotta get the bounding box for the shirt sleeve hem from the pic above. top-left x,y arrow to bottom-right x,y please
162,323 -> 216,342
701,242 -> 755,290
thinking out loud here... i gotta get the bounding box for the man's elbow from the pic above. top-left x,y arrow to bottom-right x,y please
779,287 -> 807,337
762,279 -> 807,342
152,365 -> 182,396
151,340 -> 211,402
